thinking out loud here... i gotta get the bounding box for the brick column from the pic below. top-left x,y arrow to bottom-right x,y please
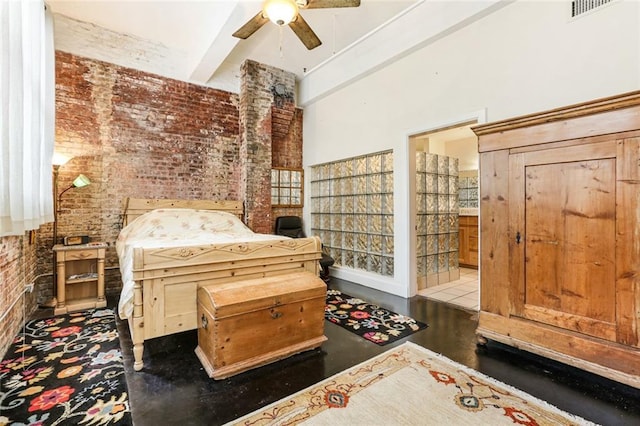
239,60 -> 296,233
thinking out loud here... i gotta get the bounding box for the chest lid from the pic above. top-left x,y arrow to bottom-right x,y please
198,271 -> 326,319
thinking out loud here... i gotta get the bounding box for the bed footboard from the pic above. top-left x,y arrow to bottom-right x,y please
128,237 -> 322,371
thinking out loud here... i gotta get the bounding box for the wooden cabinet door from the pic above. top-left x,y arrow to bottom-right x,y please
459,216 -> 479,268
510,140 -> 619,341
458,225 -> 468,265
467,218 -> 479,267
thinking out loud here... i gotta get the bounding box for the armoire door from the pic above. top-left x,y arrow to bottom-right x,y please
509,140 -> 618,341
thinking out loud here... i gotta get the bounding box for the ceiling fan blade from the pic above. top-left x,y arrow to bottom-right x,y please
232,11 -> 269,39
289,14 -> 322,50
304,0 -> 361,9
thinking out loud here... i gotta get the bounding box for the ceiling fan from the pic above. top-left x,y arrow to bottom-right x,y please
233,0 -> 361,50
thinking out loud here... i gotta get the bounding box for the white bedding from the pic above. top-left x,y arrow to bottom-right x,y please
116,208 -> 284,319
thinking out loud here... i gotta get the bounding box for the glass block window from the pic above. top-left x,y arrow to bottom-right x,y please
416,152 -> 459,287
310,150 -> 394,276
459,172 -> 479,208
271,168 -> 303,207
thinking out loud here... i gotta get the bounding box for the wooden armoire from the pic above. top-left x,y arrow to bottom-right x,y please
473,91 -> 640,388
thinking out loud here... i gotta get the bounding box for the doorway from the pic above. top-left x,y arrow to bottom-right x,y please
410,122 -> 480,311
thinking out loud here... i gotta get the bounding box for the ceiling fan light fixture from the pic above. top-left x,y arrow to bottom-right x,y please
234,0 -> 359,49
264,0 -> 299,26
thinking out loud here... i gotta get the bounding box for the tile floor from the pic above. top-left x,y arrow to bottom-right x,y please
418,267 -> 479,310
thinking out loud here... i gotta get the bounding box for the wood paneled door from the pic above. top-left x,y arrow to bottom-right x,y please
509,142 -> 618,341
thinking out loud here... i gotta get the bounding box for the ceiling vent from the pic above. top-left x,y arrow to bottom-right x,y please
571,0 -> 613,17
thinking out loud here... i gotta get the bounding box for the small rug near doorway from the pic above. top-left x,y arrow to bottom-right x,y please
0,309 -> 132,425
325,289 -> 427,345
228,341 -> 595,425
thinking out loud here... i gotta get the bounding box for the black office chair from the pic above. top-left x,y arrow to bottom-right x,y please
275,216 -> 334,283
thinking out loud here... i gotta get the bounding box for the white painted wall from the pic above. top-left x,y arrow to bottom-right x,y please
445,137 -> 478,171
301,0 -> 640,297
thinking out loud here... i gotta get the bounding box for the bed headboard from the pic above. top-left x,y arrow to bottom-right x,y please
122,198 -> 244,227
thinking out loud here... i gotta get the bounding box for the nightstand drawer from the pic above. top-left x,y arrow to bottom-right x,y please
63,249 -> 99,261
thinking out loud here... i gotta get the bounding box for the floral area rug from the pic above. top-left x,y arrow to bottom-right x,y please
0,309 -> 133,425
325,289 -> 427,345
228,341 -> 595,425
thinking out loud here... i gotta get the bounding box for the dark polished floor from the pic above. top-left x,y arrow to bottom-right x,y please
110,278 -> 640,426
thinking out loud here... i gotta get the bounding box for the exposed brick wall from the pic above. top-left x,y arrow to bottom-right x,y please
0,235 -> 38,359
0,53 -> 304,358
44,51 -> 243,299
239,60 -> 297,233
48,53 -> 305,296
271,107 -> 304,231
272,104 -> 302,169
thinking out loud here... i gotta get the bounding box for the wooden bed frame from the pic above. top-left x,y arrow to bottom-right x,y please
121,198 -> 322,371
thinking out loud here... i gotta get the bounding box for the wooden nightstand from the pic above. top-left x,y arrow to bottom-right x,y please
53,242 -> 108,315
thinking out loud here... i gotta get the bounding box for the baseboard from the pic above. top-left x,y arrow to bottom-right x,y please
330,267 -> 409,298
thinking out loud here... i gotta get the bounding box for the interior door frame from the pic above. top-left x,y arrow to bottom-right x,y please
403,109 -> 486,297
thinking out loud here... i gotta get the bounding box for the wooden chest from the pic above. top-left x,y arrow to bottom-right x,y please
195,271 -> 327,379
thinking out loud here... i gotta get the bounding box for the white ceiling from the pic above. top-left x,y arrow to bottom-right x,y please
47,0 -> 418,93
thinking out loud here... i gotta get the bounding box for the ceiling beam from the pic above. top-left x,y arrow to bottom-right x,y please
188,1 -> 261,84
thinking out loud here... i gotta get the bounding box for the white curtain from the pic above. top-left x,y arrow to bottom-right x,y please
0,0 -> 55,237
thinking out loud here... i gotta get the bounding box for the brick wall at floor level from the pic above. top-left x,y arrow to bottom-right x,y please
0,235 -> 39,359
